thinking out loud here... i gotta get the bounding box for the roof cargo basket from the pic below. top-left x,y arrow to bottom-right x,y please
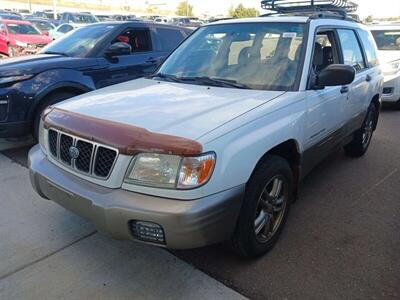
261,0 -> 358,14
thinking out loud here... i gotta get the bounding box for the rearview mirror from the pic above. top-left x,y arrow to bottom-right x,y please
316,64 -> 355,88
105,42 -> 132,57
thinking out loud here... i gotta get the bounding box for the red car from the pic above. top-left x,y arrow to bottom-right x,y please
0,19 -> 52,57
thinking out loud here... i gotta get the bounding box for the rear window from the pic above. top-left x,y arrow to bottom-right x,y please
156,28 -> 184,51
371,30 -> 400,51
358,29 -> 379,67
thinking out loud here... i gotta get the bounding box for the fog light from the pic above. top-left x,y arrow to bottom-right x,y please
129,221 -> 165,244
383,87 -> 394,95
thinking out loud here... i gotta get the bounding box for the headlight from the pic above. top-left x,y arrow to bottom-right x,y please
0,75 -> 33,86
125,152 -> 216,189
382,60 -> 400,75
15,40 -> 28,48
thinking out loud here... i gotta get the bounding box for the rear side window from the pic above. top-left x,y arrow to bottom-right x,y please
337,29 -> 366,72
155,28 -> 184,51
357,29 -> 379,67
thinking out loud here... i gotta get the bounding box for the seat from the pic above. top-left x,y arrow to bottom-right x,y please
313,42 -> 324,72
322,46 -> 334,70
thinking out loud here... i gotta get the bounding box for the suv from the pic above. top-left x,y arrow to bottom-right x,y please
29,8 -> 383,257
0,22 -> 191,139
58,12 -> 98,25
370,25 -> 400,108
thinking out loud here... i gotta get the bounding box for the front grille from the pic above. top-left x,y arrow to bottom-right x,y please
48,129 -> 118,179
0,99 -> 8,122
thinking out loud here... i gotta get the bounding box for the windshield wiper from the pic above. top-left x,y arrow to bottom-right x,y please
42,51 -> 69,57
180,76 -> 250,89
151,73 -> 182,83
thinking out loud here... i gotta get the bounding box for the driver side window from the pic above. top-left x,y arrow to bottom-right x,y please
112,28 -> 152,53
312,31 -> 340,74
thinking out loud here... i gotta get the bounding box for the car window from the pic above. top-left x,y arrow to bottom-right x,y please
311,31 -> 340,73
358,29 -> 379,67
32,21 -> 54,32
58,24 -> 72,33
6,23 -> 41,35
337,29 -> 366,72
155,28 -> 184,51
158,22 -> 306,91
371,29 -> 400,51
113,28 -> 152,53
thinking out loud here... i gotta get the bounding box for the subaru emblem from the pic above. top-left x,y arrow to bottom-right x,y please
69,146 -> 80,159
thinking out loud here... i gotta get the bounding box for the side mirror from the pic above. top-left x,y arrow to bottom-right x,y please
0,30 -> 6,35
316,64 -> 355,88
105,42 -> 132,57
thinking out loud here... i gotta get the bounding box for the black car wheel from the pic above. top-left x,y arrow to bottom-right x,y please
344,104 -> 378,158
231,155 -> 293,258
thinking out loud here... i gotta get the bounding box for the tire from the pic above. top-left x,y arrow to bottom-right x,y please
7,45 -> 15,57
344,104 -> 377,158
32,92 -> 77,140
231,155 -> 294,258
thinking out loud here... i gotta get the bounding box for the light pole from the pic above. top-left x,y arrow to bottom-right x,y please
186,0 -> 189,16
53,0 -> 57,19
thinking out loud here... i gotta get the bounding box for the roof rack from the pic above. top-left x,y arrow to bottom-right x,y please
260,0 -> 359,22
261,0 -> 358,13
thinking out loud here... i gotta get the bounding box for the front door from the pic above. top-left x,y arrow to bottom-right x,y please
94,27 -> 161,89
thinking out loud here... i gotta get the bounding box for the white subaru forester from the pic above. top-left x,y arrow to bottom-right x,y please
29,10 -> 383,257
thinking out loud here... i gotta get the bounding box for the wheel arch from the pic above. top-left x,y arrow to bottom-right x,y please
28,83 -> 92,122
251,139 -> 302,200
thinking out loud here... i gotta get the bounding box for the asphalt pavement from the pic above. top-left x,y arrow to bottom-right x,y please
0,108 -> 399,300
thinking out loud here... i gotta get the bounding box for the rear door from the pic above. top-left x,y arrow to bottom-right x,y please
337,29 -> 371,133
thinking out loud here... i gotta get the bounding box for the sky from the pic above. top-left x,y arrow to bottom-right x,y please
140,0 -> 400,18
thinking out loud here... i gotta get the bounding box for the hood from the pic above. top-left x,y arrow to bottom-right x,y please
377,50 -> 400,64
9,34 -> 52,45
0,54 -> 98,77
57,78 -> 285,141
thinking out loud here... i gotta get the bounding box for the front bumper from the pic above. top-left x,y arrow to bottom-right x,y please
28,145 -> 244,249
382,74 -> 400,103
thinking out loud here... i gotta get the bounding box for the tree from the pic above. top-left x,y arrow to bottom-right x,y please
229,3 -> 260,19
364,15 -> 373,23
176,1 -> 194,17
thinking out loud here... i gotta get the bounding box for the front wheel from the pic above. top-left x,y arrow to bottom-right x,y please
231,155 -> 293,258
344,104 -> 377,158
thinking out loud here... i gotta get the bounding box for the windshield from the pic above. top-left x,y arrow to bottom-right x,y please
371,30 -> 400,51
74,14 -> 98,24
6,23 -> 41,35
157,23 -> 305,91
40,24 -> 116,57
31,21 -> 54,32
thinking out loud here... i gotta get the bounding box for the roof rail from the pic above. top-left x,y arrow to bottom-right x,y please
261,0 -> 358,13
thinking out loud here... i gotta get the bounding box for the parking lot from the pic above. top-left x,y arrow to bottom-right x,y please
0,108 -> 399,300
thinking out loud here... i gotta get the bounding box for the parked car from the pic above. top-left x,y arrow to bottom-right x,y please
28,11 -> 383,257
48,23 -> 82,40
370,25 -> 400,108
0,13 -> 23,20
59,12 -> 98,25
0,21 -> 191,138
170,17 -> 201,28
26,17 -> 56,35
0,19 -> 52,57
32,11 -> 59,26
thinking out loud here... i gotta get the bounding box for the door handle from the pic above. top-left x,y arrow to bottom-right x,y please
366,74 -> 372,82
340,86 -> 349,94
146,58 -> 158,63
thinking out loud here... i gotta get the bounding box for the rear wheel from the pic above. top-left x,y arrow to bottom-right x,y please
344,104 -> 377,158
32,92 -> 78,140
231,155 -> 293,258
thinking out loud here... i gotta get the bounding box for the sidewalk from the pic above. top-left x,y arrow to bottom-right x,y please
0,153 -> 246,300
